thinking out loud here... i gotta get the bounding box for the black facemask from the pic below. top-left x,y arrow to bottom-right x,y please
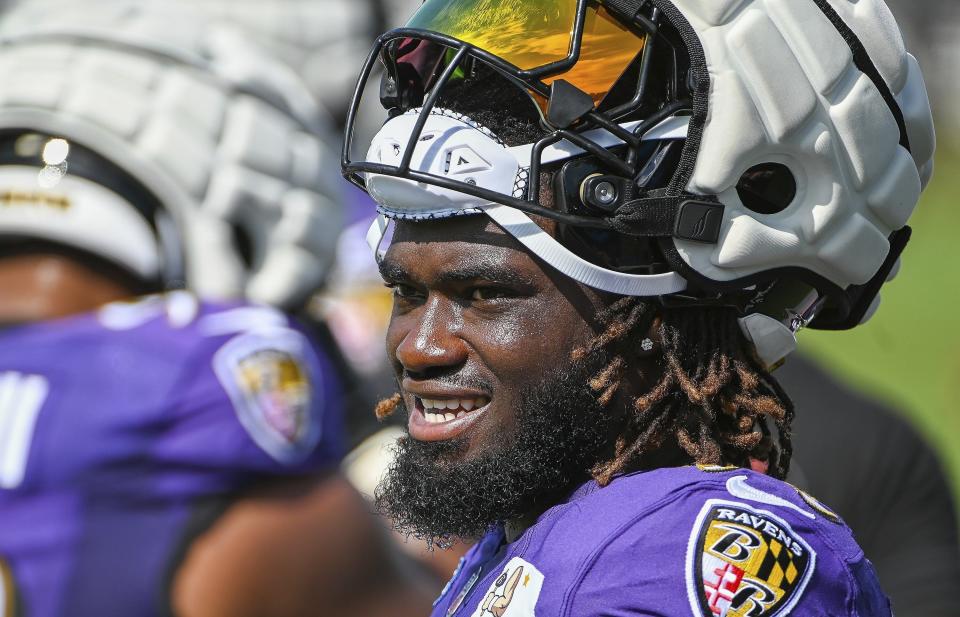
375,347 -> 617,546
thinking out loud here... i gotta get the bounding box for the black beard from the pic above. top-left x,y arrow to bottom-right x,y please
375,350 -> 617,546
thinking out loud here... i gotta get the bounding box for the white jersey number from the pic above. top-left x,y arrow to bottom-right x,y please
0,372 -> 49,489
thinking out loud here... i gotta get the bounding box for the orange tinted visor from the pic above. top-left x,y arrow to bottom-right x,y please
405,0 -> 645,107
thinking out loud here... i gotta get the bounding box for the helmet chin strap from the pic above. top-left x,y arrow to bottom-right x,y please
480,205 -> 687,296
738,314 -> 797,371
739,289 -> 829,370
366,214 -> 390,261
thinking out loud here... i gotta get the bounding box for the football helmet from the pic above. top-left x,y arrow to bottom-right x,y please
0,3 -> 344,308
342,0 -> 935,366
0,0 -> 393,123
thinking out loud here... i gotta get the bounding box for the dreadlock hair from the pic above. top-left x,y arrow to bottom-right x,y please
374,62 -> 795,481
376,393 -> 402,421
574,297 -> 794,484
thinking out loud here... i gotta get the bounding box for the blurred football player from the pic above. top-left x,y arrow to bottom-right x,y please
341,0 -> 936,614
0,6 -> 433,617
782,357 -> 960,617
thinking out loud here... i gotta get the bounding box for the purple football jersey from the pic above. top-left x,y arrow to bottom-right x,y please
432,466 -> 891,617
0,293 -> 345,617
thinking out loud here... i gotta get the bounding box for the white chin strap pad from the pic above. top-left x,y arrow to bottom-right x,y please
481,205 -> 686,296
0,166 -> 161,278
364,109 -> 687,297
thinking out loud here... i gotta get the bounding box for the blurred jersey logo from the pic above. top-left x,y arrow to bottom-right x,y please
236,349 -> 310,444
214,328 -> 321,464
688,501 -> 815,617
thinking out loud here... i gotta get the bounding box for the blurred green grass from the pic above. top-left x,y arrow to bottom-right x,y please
799,142 -> 960,500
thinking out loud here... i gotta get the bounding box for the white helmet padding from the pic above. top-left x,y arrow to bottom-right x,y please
365,109 -> 689,296
0,3 -> 345,308
667,0 -> 934,292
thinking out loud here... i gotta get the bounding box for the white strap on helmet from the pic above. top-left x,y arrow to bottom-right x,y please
365,206 -> 687,296
481,205 -> 686,296
366,214 -> 390,260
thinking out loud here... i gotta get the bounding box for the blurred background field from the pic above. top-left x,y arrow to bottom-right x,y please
800,142 -> 960,501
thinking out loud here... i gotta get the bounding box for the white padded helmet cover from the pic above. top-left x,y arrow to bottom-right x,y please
0,0 -> 383,123
667,0 -> 934,290
0,3 -> 345,308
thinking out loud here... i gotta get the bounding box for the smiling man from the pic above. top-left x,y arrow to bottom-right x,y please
342,0 -> 935,615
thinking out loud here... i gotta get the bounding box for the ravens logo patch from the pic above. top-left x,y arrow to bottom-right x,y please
687,500 -> 816,617
213,327 -> 321,464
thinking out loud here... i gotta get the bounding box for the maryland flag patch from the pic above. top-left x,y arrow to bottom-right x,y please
686,500 -> 816,617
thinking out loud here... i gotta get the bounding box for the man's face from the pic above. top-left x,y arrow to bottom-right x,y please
376,214 -> 632,542
380,214 -> 604,461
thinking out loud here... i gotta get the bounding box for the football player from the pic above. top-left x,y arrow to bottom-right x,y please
341,0 -> 936,614
0,8 -> 434,617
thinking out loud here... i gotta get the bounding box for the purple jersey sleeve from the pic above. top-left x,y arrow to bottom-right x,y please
431,467 -> 891,617
143,303 -> 347,496
565,469 -> 886,616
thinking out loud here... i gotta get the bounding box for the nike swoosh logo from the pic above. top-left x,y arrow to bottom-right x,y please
726,475 -> 816,520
